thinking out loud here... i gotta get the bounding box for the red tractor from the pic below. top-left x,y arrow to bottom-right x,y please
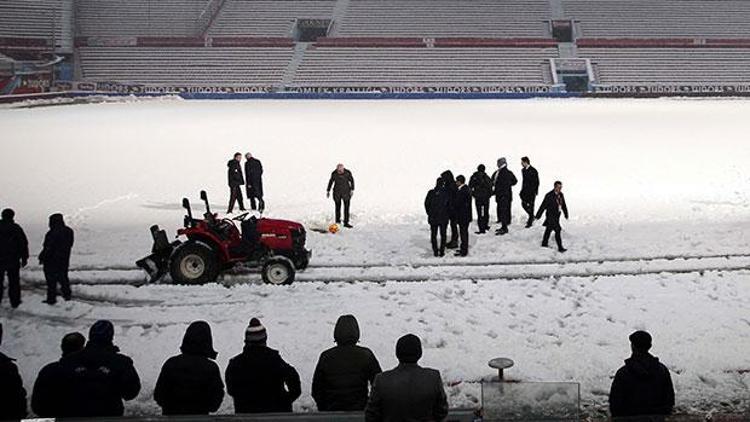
136,191 -> 310,285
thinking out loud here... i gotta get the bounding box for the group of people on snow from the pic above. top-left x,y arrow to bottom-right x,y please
0,316 -> 451,422
425,156 -> 569,257
0,209 -> 74,309
1,318 -> 674,420
227,152 -> 265,214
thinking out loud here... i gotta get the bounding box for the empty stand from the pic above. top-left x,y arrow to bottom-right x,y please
292,47 -> 557,86
565,1 -> 750,38
210,0 -> 335,37
0,0 -> 68,48
581,48 -> 750,84
76,0 -> 208,37
335,0 -> 550,37
78,47 -> 294,85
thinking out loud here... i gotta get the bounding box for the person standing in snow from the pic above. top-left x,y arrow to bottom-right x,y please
440,170 -> 459,249
61,320 -> 141,417
0,322 -> 28,420
520,157 -> 540,228
492,158 -> 517,235
535,181 -> 569,253
312,315 -> 382,411
227,153 -> 246,214
244,153 -> 265,213
326,164 -> 355,228
154,321 -> 224,415
225,318 -> 301,413
424,178 -> 450,257
454,175 -> 472,257
0,208 -> 28,309
365,334 -> 448,422
469,164 -> 493,234
31,332 -> 85,417
39,213 -> 74,305
609,331 -> 674,419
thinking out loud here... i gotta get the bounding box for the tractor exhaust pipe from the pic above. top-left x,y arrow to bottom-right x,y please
200,190 -> 211,214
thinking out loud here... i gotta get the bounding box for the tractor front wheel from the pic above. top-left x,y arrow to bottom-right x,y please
262,257 -> 295,285
170,242 -> 219,285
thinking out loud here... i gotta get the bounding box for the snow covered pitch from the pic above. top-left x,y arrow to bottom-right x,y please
1,98 -> 749,416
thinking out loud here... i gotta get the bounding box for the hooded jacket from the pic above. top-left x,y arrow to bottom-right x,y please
39,214 -> 74,270
312,316 -> 382,411
609,353 -> 675,418
227,159 -> 245,187
154,322 -> 225,415
424,181 -> 450,226
225,343 -> 301,413
60,341 -> 141,417
0,352 -> 27,420
440,171 -> 458,218
0,218 -> 28,268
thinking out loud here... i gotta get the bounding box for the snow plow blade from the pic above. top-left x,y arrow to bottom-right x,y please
135,225 -> 179,283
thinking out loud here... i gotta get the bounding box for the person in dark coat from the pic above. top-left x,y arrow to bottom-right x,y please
424,178 -> 450,257
520,157 -> 540,228
39,213 -> 74,305
609,331 -> 675,420
31,332 -> 85,417
226,318 -> 301,414
454,175 -> 472,257
365,334 -> 448,422
312,315 -> 382,411
244,153 -> 265,213
492,157 -> 518,235
440,170 -> 459,249
227,153 -> 246,214
62,320 -> 141,417
326,164 -> 355,228
0,323 -> 27,420
469,164 -> 493,234
154,321 -> 224,415
0,208 -> 28,309
535,181 -> 569,253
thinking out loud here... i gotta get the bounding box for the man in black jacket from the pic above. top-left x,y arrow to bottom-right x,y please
609,331 -> 675,420
520,157 -> 540,228
0,323 -> 27,420
454,175 -> 472,257
469,164 -> 493,234
327,164 -> 355,228
227,153 -> 246,214
154,321 -> 224,415
365,334 -> 448,422
424,178 -> 450,257
244,153 -> 265,212
32,332 -> 85,417
0,208 -> 28,309
226,318 -> 301,413
492,158 -> 518,235
440,170 -> 459,249
312,315 -> 382,411
62,320 -> 141,417
535,181 -> 569,253
40,213 -> 74,305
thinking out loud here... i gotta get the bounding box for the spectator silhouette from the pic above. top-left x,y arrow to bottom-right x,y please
62,320 -> 141,417
609,331 -> 675,420
424,178 -> 450,257
226,318 -> 301,413
154,321 -> 224,415
31,332 -> 85,417
0,322 -> 27,420
40,213 -> 75,304
312,315 -> 382,411
365,334 -> 448,422
0,208 -> 29,309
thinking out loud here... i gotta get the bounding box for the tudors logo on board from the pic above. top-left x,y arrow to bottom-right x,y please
595,84 -> 750,94
287,85 -> 552,93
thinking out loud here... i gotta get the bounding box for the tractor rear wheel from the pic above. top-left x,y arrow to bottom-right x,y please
262,257 -> 295,285
170,242 -> 219,285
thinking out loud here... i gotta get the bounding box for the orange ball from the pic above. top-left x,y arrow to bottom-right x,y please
328,223 -> 340,234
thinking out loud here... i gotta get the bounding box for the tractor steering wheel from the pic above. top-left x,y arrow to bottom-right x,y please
232,212 -> 250,221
